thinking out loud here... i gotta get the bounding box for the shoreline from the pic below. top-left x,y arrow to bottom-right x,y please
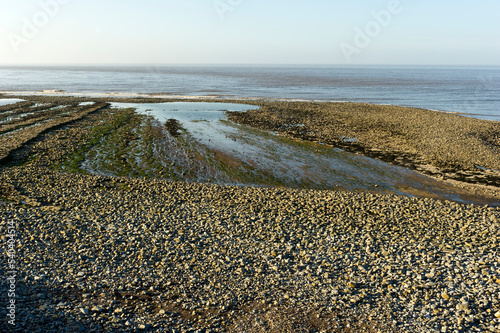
1,94 -> 499,205
226,101 -> 500,200
1,90 -> 496,123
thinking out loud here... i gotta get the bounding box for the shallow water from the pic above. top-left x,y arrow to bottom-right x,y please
107,102 -> 492,204
79,102 -> 96,106
0,98 -> 25,106
110,102 -> 260,122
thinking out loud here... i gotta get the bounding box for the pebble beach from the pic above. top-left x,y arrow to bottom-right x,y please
1,96 -> 500,332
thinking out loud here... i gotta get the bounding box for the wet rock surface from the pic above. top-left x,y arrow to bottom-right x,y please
165,118 -> 182,137
0,98 -> 109,163
227,101 -> 500,188
1,95 -> 500,332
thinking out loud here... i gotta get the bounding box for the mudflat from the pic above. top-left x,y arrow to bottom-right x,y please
1,95 -> 499,332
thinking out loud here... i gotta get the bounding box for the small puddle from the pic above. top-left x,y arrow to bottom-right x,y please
341,136 -> 358,143
476,166 -> 500,173
0,99 -> 26,107
105,102 -> 495,204
0,112 -> 36,124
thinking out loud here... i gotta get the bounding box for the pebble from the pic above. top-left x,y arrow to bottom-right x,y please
1,95 -> 499,332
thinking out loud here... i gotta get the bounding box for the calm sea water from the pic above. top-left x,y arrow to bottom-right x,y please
0,65 -> 499,121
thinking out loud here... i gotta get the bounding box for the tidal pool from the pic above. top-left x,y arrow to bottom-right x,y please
110,102 -> 260,122
0,98 -> 25,106
106,102 -> 489,204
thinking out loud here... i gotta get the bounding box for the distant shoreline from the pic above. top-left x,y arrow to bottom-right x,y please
1,65 -> 498,121
0,91 -> 494,123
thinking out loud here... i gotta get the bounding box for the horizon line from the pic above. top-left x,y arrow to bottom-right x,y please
1,63 -> 500,68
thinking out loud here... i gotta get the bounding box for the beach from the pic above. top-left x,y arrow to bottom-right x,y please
227,101 -> 500,202
1,95 -> 499,332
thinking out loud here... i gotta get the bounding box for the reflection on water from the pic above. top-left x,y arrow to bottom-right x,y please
110,102 -> 259,122
79,102 -> 95,106
109,102 -> 492,204
0,99 -> 25,106
2,65 -> 500,121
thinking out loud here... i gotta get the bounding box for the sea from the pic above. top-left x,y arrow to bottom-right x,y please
0,65 -> 499,121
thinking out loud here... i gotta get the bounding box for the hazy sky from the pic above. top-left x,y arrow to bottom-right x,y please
0,0 -> 499,65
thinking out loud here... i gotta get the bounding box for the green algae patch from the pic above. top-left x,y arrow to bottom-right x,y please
57,108 -> 143,175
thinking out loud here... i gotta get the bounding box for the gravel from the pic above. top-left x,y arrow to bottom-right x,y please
1,96 -> 499,332
2,163 -> 500,332
227,101 -> 500,188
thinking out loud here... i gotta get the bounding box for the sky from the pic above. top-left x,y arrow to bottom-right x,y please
0,0 -> 499,66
